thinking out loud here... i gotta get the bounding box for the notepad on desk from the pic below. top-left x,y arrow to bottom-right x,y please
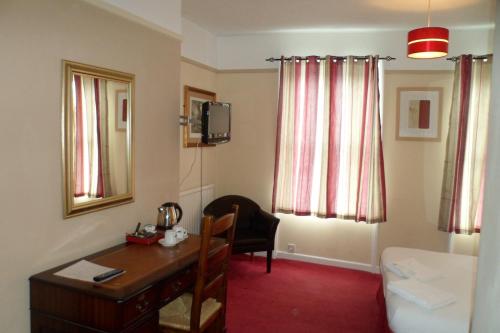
54,260 -> 125,283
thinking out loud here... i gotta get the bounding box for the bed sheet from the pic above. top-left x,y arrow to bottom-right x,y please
381,247 -> 476,333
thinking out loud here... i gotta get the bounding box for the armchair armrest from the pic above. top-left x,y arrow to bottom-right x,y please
254,209 -> 280,242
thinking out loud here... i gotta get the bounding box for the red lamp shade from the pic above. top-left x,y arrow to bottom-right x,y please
407,27 -> 449,59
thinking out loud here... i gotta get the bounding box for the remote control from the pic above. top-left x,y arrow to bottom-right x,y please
93,269 -> 125,282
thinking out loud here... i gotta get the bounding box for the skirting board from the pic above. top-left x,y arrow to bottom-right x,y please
275,251 -> 380,274
240,251 -> 380,273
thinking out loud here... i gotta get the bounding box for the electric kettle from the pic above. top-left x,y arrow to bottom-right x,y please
157,202 -> 183,230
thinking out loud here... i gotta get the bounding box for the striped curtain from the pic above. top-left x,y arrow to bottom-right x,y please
73,74 -> 110,199
438,54 -> 492,234
272,56 -> 387,223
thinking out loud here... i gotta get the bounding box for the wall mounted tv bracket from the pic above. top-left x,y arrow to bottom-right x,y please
179,115 -> 192,126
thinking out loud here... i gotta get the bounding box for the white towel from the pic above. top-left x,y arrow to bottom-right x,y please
388,278 -> 456,310
385,258 -> 442,282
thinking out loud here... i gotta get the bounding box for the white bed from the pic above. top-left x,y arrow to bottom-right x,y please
381,247 -> 477,333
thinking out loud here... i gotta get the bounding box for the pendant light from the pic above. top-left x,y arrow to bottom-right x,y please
407,0 -> 449,59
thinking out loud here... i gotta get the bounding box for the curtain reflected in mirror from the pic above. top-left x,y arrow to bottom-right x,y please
63,61 -> 134,218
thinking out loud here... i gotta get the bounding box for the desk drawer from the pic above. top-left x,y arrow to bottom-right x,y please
123,287 -> 157,327
160,268 -> 196,302
122,311 -> 159,333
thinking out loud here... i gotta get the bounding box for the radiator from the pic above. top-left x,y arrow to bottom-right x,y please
178,184 -> 215,235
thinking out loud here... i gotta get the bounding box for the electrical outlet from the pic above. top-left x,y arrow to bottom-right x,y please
287,243 -> 296,253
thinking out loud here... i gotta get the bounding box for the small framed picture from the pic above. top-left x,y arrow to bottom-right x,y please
116,90 -> 128,131
183,85 -> 216,147
396,87 -> 442,141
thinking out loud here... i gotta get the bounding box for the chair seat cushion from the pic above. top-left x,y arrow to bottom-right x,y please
234,229 -> 268,246
159,293 -> 222,331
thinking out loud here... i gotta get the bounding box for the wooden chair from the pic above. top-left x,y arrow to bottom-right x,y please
159,205 -> 239,333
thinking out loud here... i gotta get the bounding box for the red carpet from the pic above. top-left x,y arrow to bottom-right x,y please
227,255 -> 388,333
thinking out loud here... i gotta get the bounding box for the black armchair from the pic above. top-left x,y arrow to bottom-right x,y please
203,195 -> 280,273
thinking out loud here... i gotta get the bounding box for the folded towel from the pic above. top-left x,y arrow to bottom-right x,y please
385,258 -> 442,282
388,279 -> 456,310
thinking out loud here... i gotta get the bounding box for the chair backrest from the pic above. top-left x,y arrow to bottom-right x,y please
190,204 -> 239,332
204,195 -> 258,230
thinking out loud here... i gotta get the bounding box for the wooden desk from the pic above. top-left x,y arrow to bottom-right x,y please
30,235 -> 224,333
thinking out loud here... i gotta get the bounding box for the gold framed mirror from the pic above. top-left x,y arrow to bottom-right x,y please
62,60 -> 134,218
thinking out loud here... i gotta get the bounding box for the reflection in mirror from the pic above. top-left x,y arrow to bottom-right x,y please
63,61 -> 134,218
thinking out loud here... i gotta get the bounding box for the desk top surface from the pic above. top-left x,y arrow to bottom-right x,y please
30,235 -> 222,300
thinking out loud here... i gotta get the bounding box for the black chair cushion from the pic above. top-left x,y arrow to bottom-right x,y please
234,229 -> 268,247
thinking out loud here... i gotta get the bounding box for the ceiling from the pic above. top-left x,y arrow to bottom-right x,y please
182,0 -> 495,35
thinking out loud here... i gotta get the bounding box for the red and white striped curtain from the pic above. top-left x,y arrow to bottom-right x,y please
73,74 -> 109,199
438,54 -> 492,234
272,56 -> 387,223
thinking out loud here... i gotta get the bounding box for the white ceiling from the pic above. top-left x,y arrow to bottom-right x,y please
182,0 -> 495,35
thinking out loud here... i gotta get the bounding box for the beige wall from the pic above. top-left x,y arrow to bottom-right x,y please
215,71 -> 278,208
472,4 -> 500,331
379,71 -> 479,257
277,215 -> 375,264
0,1 -> 180,332
378,71 -> 453,256
179,60 -> 218,192
451,233 -> 480,255
471,2 -> 500,333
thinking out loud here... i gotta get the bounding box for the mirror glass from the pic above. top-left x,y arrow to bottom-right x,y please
62,61 -> 134,218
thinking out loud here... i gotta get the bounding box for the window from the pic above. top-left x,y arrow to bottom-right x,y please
272,56 -> 387,223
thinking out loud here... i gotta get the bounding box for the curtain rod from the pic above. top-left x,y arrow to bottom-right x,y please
446,54 -> 492,62
265,55 -> 396,62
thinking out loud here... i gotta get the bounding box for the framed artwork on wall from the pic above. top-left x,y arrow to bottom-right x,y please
183,85 -> 216,147
116,90 -> 128,131
396,87 -> 443,141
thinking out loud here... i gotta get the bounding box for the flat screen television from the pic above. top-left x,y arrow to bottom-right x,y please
202,101 -> 231,145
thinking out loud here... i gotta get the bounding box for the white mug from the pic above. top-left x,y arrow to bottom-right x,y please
175,227 -> 188,241
165,230 -> 177,245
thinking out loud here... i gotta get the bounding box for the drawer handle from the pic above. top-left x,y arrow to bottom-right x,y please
136,301 -> 149,312
136,303 -> 144,312
173,281 -> 183,292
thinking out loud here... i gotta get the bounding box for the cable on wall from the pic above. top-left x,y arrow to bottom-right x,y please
179,142 -> 201,189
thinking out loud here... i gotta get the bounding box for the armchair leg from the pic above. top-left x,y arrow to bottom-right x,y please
250,252 -> 254,261
266,249 -> 272,273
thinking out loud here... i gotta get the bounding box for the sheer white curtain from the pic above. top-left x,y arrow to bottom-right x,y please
272,56 -> 387,223
438,54 -> 492,234
73,74 -> 109,198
